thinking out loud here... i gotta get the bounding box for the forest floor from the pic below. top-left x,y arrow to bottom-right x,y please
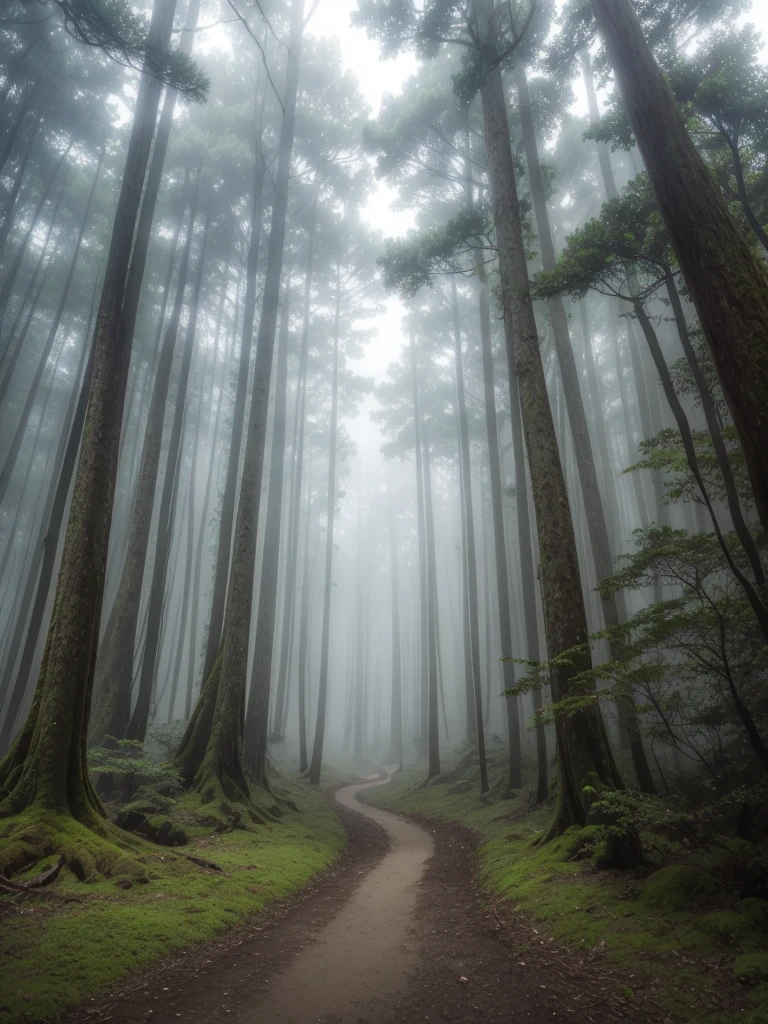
2,750 -> 767,1024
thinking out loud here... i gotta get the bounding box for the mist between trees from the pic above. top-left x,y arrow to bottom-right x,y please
0,0 -> 767,886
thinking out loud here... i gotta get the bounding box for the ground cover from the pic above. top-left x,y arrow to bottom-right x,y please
0,770 -> 351,1024
360,746 -> 768,1023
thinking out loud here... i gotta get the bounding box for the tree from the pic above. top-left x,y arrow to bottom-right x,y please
0,0 -> 181,868
171,0 -> 307,805
591,0 -> 768,531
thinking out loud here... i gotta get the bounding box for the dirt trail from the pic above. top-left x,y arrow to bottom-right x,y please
72,773 -> 651,1024
242,773 -> 433,1023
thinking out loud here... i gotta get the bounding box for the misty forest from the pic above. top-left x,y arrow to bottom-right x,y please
1,0 -> 768,1021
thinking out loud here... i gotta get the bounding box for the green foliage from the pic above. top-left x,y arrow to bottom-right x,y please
0,777 -> 345,1023
88,737 -> 182,802
532,173 -> 671,303
628,426 -> 752,510
361,753 -> 768,1022
378,207 -> 491,295
732,952 -> 768,987
50,0 -> 209,101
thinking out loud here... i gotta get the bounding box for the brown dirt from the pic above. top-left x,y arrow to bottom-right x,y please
63,777 -> 670,1024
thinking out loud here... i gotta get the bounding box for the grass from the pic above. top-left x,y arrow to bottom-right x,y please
359,746 -> 768,1024
0,772 -> 348,1024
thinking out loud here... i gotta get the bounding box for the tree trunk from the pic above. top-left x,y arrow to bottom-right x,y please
127,179 -> 212,744
592,0 -> 768,531
665,275 -> 765,585
0,146 -> 103,508
388,490 -> 403,770
308,259 -> 340,786
184,273 -> 231,721
0,0 -> 176,833
244,277 -> 292,786
200,70 -> 269,685
89,166 -> 195,744
632,300 -> 768,643
475,275 -> 522,791
420,426 -> 442,782
0,287 -> 96,753
474,0 -> 621,835
297,468 -> 313,774
0,141 -> 69,334
273,198 -> 316,737
173,0 -> 305,803
451,278 -> 488,790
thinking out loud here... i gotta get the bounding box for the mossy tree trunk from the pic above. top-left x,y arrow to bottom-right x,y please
89,167 -> 194,745
592,0 -> 768,531
0,0 -> 176,825
200,69 -> 269,686
127,179 -> 212,744
0,287 -> 97,756
244,277 -> 292,787
516,62 -> 655,795
473,0 -> 622,835
172,0 -> 305,802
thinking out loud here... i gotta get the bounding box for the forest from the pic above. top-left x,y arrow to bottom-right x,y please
0,0 -> 767,1021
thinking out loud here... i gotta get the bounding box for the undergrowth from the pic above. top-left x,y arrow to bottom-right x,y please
0,771 -> 347,1024
359,745 -> 768,1024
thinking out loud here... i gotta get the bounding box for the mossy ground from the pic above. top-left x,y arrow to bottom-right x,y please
360,747 -> 768,1024
0,772 -> 348,1024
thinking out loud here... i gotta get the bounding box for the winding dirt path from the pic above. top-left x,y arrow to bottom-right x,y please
242,774 -> 433,1023
73,773 -> 654,1024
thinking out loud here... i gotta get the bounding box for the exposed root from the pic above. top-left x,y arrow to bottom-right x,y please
2,853 -> 64,888
0,807 -> 158,884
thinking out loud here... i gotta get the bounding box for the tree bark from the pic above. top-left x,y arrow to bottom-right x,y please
200,67 -> 269,685
0,0 -> 176,827
592,0 -> 768,531
89,166 -> 195,744
0,147 -> 102,508
244,277 -> 292,786
273,198 -> 316,737
308,258 -> 340,786
127,179 -> 212,744
450,278 -> 488,788
173,0 -> 305,802
474,0 -> 621,834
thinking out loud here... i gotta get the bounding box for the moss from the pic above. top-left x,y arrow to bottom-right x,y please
732,953 -> 768,987
739,898 -> 768,931
638,865 -> 721,911
0,775 -> 345,1024
359,748 -> 768,1024
696,911 -> 754,948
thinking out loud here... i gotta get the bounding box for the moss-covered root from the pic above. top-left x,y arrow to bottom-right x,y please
0,808 -> 154,883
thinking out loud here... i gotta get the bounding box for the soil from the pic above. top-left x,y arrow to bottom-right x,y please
64,776 -> 674,1024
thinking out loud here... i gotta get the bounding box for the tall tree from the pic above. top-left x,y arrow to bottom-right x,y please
591,0 -> 768,529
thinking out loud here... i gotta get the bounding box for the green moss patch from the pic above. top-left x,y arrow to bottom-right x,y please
0,775 -> 345,1024
360,749 -> 768,1023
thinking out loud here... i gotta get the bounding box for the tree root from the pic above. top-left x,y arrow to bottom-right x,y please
2,853 -> 64,888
